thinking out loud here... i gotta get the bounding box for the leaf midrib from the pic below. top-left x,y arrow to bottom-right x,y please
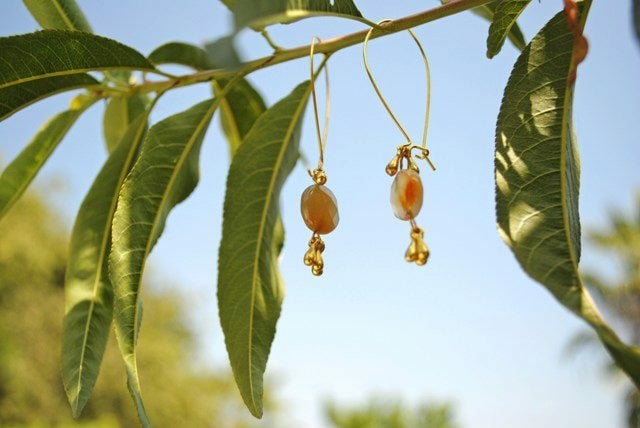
0,101 -> 93,219
488,0 -> 530,57
51,0 -> 76,30
245,83 -> 311,410
126,97 -> 220,355
71,113 -> 148,414
0,78 -> 100,122
214,81 -> 242,153
559,4 -> 589,289
0,67 -> 151,90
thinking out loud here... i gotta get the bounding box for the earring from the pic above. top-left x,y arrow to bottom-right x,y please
363,21 -> 436,266
300,37 -> 338,276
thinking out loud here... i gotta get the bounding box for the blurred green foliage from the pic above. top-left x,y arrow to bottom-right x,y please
324,397 -> 458,428
0,193 -> 264,427
567,193 -> 640,428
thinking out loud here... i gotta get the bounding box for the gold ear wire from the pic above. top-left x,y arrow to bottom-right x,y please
301,38 -> 339,277
309,36 -> 332,178
363,20 -> 436,171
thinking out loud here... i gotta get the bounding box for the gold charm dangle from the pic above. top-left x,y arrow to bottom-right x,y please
363,20 -> 436,266
300,38 -> 338,276
406,221 -> 429,266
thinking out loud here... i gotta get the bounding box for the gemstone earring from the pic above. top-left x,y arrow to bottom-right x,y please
363,21 -> 436,266
300,37 -> 339,276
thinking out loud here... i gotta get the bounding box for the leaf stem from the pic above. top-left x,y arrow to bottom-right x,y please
99,0 -> 492,96
260,29 -> 284,52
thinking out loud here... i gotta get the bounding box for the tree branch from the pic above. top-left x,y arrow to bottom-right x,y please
116,0 -> 492,95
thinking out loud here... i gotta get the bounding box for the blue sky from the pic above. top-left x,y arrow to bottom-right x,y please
1,1 -> 639,427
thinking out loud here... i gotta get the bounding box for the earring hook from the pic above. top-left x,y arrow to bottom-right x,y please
309,36 -> 331,175
363,19 -> 435,171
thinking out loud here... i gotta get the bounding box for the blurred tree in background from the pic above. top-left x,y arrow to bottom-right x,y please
324,397 -> 458,428
0,193 -> 267,427
567,193 -> 640,428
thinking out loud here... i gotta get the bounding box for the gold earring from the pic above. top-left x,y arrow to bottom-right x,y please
300,37 -> 338,276
363,20 -> 436,266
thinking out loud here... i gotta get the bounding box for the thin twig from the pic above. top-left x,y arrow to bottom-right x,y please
97,0 -> 491,97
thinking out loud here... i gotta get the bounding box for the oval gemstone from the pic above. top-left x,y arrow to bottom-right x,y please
390,169 -> 423,220
300,184 -> 339,235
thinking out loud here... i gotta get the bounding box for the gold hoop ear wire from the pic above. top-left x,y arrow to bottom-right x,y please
363,19 -> 436,171
309,36 -> 331,176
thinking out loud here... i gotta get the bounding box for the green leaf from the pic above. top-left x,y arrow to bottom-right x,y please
22,0 -> 93,32
218,81 -> 310,417
215,78 -> 267,156
231,0 -> 370,30
0,30 -> 155,90
148,42 -> 214,71
147,40 -> 267,156
22,1 -> 136,84
62,106 -> 151,417
203,39 -> 267,155
0,95 -> 95,221
103,94 -> 148,153
486,0 -> 531,58
205,37 -> 243,70
109,97 -> 219,426
495,2 -> 640,387
441,0 -> 526,52
219,0 -> 234,10
0,73 -> 98,122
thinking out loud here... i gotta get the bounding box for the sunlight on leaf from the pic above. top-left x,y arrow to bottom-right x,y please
109,97 -> 219,426
63,108 -> 151,417
495,1 -> 640,387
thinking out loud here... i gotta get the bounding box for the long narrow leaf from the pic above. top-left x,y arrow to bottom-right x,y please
218,81 -> 310,417
148,42 -> 214,71
495,2 -> 640,386
22,0 -> 93,32
231,0 -> 370,30
62,105 -> 151,417
441,0 -> 526,52
148,41 -> 267,155
0,95 -> 95,221
0,30 -> 154,91
486,0 -> 531,58
0,74 -> 98,122
109,97 -> 219,426
103,94 -> 148,153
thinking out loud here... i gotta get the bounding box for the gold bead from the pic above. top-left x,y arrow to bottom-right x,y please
311,169 -> 327,185
303,246 -> 315,266
390,169 -> 424,221
385,154 -> 401,176
301,185 -> 339,235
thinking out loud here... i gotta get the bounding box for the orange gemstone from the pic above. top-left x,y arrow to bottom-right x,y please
390,169 -> 423,220
300,185 -> 339,235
